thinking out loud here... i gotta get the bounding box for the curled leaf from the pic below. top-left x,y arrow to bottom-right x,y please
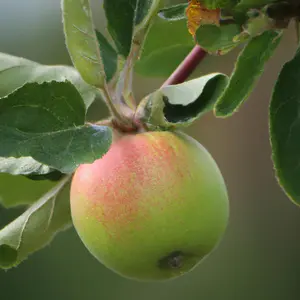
0,176 -> 71,269
0,157 -> 52,176
136,73 -> 228,130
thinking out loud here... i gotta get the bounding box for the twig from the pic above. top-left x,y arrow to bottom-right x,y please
162,45 -> 207,87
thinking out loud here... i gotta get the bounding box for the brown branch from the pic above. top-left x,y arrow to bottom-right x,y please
162,45 -> 207,87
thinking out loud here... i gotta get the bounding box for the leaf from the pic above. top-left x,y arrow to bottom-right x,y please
158,4 -> 187,21
136,73 -> 228,130
95,31 -> 118,82
0,156 -> 63,179
0,81 -> 112,173
232,0 -> 279,24
234,0 -> 277,14
0,173 -> 57,208
269,45 -> 300,206
0,157 -> 52,175
215,30 -> 282,117
25,171 -> 64,182
135,18 -> 194,77
0,52 -> 97,108
196,23 -> 242,54
62,0 -> 105,87
233,8 -> 276,42
104,0 -> 161,58
103,0 -> 136,57
0,176 -> 71,268
135,0 -> 162,29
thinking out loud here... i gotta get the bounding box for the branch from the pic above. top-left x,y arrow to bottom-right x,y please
162,45 -> 207,87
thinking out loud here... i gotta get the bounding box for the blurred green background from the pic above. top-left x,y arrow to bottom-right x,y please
1,0 -> 300,299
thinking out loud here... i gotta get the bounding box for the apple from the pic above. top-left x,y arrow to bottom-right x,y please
70,130 -> 229,281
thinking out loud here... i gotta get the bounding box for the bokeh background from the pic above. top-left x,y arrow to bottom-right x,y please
1,0 -> 300,299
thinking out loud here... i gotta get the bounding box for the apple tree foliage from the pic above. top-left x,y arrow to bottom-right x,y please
0,0 -> 300,269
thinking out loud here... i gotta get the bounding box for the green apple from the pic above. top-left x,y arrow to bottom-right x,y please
70,131 -> 229,281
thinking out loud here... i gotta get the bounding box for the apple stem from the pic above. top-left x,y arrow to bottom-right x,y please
162,45 -> 207,87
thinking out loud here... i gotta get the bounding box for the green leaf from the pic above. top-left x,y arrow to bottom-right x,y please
104,0 -> 161,58
104,0 -> 136,57
234,8 -> 276,41
269,46 -> 300,206
234,0 -> 277,13
0,157 -> 52,176
95,31 -> 118,82
0,176 -> 71,268
135,0 -> 162,29
232,0 -> 278,24
158,4 -> 187,21
215,30 -> 282,117
136,73 -> 228,130
135,18 -> 194,77
196,23 -> 242,55
0,155 -> 63,179
25,171 -> 64,182
0,81 -> 112,173
62,0 -> 105,87
0,52 -> 97,108
0,173 -> 57,208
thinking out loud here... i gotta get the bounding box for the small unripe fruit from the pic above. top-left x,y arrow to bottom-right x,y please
70,131 -> 229,281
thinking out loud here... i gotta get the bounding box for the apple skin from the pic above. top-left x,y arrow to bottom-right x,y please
70,131 -> 229,281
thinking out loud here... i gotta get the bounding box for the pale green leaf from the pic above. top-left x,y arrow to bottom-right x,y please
62,0 -> 105,87
136,73 -> 228,130
0,52 -> 97,108
0,176 -> 71,268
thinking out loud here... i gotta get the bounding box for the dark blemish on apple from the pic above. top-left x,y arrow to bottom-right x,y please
158,251 -> 184,269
